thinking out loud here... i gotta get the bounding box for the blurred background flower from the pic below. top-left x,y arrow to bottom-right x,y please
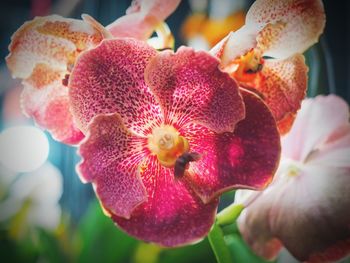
181,0 -> 246,50
235,95 -> 350,262
0,0 -> 349,262
0,162 -> 63,239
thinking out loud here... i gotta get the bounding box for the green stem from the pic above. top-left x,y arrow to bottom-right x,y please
208,222 -> 233,263
216,204 -> 244,226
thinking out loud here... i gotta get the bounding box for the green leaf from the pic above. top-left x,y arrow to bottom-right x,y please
0,229 -> 38,262
76,200 -> 138,263
305,42 -> 333,97
36,228 -> 69,263
208,222 -> 233,263
133,243 -> 162,263
158,239 -> 216,263
225,232 -> 274,263
216,204 -> 244,226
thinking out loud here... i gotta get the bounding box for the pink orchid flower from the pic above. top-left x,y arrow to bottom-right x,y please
236,95 -> 350,262
5,0 -> 179,144
211,0 -> 325,134
68,38 -> 281,246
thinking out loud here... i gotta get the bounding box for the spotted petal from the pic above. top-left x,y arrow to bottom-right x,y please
69,38 -> 162,136
21,81 -> 84,144
107,0 -> 181,40
112,155 -> 219,247
211,24 -> 261,67
145,46 -> 245,133
182,89 -> 280,203
246,0 -> 325,59
241,54 -> 308,134
78,114 -> 149,219
6,15 -> 104,144
212,30 -> 308,135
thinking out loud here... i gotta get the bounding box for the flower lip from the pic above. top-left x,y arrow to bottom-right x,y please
148,125 -> 189,167
227,49 -> 264,83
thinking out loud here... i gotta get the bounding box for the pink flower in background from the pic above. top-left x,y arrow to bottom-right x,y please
5,0 -> 180,145
69,38 -> 281,246
236,95 -> 350,262
211,0 -> 325,134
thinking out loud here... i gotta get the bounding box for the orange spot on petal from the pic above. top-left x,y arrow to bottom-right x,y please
25,63 -> 63,89
277,113 -> 295,135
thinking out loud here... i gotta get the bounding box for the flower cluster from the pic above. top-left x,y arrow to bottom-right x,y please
6,0 -> 327,249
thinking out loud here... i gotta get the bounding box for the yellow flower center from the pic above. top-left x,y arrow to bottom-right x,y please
148,125 -> 189,167
237,50 -> 263,73
287,164 -> 301,177
225,49 -> 263,84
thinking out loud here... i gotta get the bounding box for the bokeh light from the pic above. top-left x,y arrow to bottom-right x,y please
0,126 -> 49,172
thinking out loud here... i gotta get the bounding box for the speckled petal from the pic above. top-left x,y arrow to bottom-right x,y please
144,46 -> 245,133
276,113 -> 296,135
210,25 -> 260,67
215,22 -> 287,68
107,0 -> 181,40
241,54 -> 308,134
21,80 -> 84,144
78,114 -> 149,219
6,15 -> 103,79
69,38 -> 162,136
246,0 -> 325,59
6,15 -> 104,144
111,155 -> 219,247
182,89 -> 280,203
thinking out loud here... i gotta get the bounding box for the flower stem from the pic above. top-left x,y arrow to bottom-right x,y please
208,222 -> 233,263
216,204 -> 244,226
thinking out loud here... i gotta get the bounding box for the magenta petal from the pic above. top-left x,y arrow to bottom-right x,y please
145,46 -> 245,133
182,89 -> 280,202
78,114 -> 148,219
112,155 -> 219,247
69,38 -> 162,136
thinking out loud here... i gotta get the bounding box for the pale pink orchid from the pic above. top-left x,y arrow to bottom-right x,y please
236,95 -> 350,262
6,0 -> 179,144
